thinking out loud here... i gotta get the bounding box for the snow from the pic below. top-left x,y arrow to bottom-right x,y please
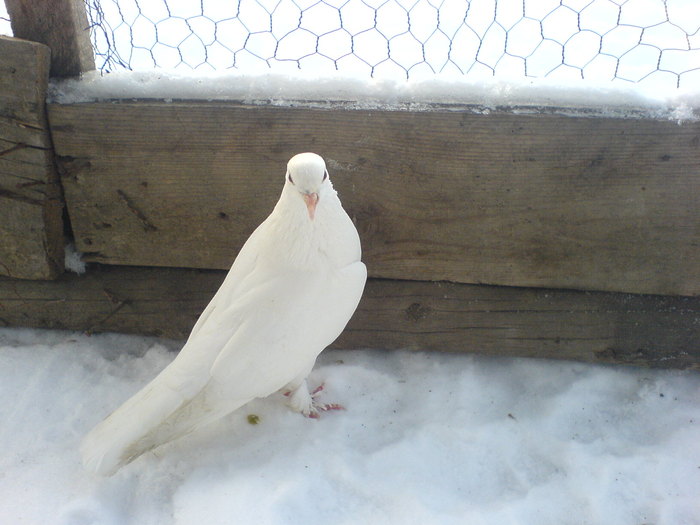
64,243 -> 86,275
49,70 -> 700,122
1,327 -> 698,525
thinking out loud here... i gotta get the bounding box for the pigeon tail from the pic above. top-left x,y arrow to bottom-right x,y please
80,369 -> 195,476
81,378 -> 173,475
81,365 -> 250,476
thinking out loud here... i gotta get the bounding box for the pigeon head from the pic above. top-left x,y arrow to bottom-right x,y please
285,152 -> 330,221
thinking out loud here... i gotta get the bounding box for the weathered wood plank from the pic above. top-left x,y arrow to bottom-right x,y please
0,36 -> 64,279
5,0 -> 94,77
48,101 -> 699,296
0,266 -> 697,369
0,265 -> 218,337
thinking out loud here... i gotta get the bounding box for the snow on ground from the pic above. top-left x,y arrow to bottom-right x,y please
49,70 -> 700,122
1,327 -> 698,525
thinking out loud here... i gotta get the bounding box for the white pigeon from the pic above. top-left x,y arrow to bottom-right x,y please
81,152 -> 367,476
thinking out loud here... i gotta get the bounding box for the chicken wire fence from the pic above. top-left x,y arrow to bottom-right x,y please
85,0 -> 700,88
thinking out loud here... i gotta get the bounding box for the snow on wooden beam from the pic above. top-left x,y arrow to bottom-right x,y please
0,266 -> 697,369
0,36 -> 64,279
48,101 -> 700,296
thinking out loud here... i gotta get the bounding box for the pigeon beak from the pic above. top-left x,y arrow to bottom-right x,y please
303,192 -> 319,220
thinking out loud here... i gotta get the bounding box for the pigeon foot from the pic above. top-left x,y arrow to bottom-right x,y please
284,381 -> 344,418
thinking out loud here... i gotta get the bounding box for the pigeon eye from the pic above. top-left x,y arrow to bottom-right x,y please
287,173 -> 294,184
322,171 -> 328,182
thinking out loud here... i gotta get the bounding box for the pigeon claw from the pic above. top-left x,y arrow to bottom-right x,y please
307,402 -> 345,419
307,384 -> 344,418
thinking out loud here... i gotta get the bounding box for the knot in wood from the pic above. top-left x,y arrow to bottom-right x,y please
405,302 -> 431,322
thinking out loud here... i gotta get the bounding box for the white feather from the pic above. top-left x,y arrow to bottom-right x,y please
81,153 -> 366,476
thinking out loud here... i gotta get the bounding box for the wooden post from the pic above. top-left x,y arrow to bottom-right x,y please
5,0 -> 95,77
0,36 -> 64,279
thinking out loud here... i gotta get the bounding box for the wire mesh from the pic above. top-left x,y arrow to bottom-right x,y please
0,1 -> 12,36
84,0 -> 700,88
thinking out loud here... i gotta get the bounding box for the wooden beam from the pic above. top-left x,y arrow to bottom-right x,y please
0,265 -> 697,369
48,101 -> 700,296
5,0 -> 95,77
0,36 -> 64,279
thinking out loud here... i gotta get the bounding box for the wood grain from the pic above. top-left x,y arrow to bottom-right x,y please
0,36 -> 64,280
49,101 -> 700,295
0,266 -> 696,369
5,0 -> 95,77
